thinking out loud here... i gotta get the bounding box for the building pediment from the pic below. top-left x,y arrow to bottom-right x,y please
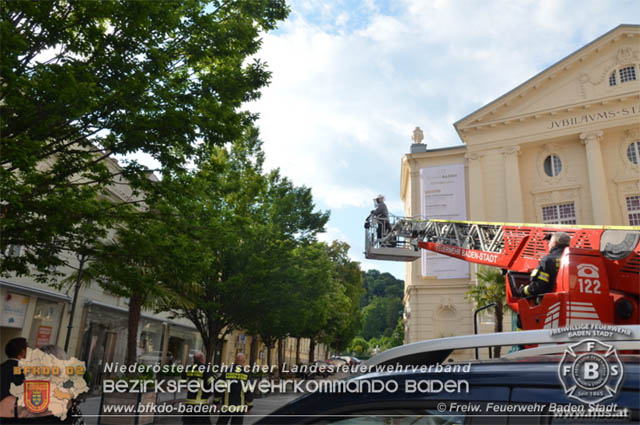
455,25 -> 640,142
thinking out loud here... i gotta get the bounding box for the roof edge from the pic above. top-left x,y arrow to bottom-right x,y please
453,24 -> 640,139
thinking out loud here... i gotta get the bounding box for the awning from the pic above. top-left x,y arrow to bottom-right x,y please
0,280 -> 71,303
84,299 -> 198,331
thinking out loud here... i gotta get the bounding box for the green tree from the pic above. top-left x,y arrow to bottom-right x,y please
347,337 -> 369,358
367,318 -> 404,354
389,317 -> 405,347
361,270 -> 403,307
361,296 -> 403,340
88,215 -> 177,365
1,0 -> 289,277
313,242 -> 363,355
244,241 -> 333,368
358,270 -> 404,341
154,135 -> 328,364
158,144 -> 267,364
466,266 -> 507,357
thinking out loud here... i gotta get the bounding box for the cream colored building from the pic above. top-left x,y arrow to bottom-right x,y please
400,25 -> 640,352
220,330 -> 329,368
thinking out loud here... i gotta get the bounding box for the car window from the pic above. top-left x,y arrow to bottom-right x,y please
310,409 -> 464,424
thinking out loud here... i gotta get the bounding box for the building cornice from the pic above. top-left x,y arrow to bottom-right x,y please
455,25 -> 640,137
530,183 -> 582,195
459,92 -> 640,133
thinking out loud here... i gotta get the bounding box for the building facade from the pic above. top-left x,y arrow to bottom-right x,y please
401,25 -> 640,353
0,158 -> 204,387
1,155 -> 329,381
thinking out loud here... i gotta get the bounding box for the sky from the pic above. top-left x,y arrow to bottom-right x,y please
243,0 -> 640,280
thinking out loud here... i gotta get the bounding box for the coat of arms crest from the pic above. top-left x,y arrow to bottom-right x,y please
24,380 -> 50,413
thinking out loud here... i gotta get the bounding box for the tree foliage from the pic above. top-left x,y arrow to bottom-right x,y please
87,214 -> 178,365
1,0 -> 289,277
1,1 -> 374,365
359,270 -> 404,338
315,242 -> 363,354
466,266 -> 507,357
243,241 -> 333,366
361,269 -> 403,307
365,317 -> 404,355
140,132 -> 330,364
361,296 -> 403,340
347,337 -> 369,358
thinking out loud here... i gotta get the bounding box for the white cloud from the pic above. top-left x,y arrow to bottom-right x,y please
317,225 -> 348,244
312,184 -> 377,209
247,0 -> 639,277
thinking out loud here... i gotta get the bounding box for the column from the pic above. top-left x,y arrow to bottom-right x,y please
464,152 -> 486,220
409,169 -> 421,284
501,146 -> 524,222
580,130 -> 612,224
410,169 -> 420,218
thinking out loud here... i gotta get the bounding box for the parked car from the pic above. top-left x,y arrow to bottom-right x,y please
257,328 -> 640,424
337,355 -> 361,366
327,357 -> 348,368
304,360 -> 334,379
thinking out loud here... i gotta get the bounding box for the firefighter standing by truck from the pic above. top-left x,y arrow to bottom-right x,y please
183,351 -> 215,425
214,353 -> 253,425
519,232 -> 571,297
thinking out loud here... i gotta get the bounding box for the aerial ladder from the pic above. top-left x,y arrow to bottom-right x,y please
365,216 -> 640,330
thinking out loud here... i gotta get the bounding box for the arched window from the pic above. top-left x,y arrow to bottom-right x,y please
544,154 -> 562,177
627,141 -> 640,165
610,65 -> 638,86
619,66 -> 637,83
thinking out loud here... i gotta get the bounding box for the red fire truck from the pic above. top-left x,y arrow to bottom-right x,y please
365,217 -> 640,330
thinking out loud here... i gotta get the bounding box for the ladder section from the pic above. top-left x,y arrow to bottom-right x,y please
364,216 -> 636,270
421,220 -> 505,252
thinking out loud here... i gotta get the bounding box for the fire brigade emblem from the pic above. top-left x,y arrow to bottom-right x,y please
558,339 -> 624,404
24,381 -> 50,413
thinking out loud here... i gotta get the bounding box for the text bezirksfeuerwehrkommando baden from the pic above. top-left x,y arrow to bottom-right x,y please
104,377 -> 470,395
103,361 -> 472,375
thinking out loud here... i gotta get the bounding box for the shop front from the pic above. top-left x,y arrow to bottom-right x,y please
78,300 -> 202,390
0,280 -> 69,362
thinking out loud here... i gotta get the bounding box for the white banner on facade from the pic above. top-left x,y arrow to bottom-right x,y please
420,164 -> 469,279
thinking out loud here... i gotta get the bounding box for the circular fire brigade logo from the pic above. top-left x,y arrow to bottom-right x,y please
558,339 -> 624,404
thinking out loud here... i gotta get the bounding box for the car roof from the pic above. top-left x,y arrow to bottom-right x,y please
365,326 -> 640,367
258,358 -> 639,423
352,355 -> 639,384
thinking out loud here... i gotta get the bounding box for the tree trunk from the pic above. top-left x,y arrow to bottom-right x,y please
266,344 -> 272,368
277,339 -> 284,377
203,337 -> 214,365
492,303 -> 504,358
295,338 -> 300,365
249,335 -> 258,365
206,337 -> 218,365
126,293 -> 143,365
309,338 -> 316,363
